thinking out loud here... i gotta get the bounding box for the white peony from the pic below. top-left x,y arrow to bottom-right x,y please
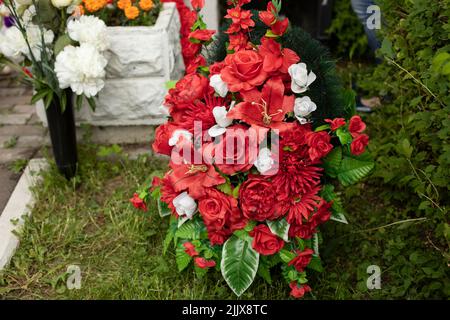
168,129 -> 193,147
288,62 -> 317,94
67,15 -> 109,51
51,0 -> 73,8
208,106 -> 232,138
254,148 -> 275,175
0,24 -> 53,62
54,43 -> 107,98
209,74 -> 228,98
173,192 -> 197,219
294,96 -> 317,124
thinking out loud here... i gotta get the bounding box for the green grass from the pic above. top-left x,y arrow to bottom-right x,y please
0,141 -> 448,299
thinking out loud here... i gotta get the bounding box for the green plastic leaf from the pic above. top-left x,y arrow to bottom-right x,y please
257,261 -> 272,284
314,124 -> 330,132
321,184 -> 349,224
307,256 -> 324,272
337,154 -> 375,186
217,182 -> 233,196
163,216 -> 178,255
336,127 -> 353,145
267,219 -> 290,242
54,34 -> 73,56
221,235 -> 260,297
176,243 -> 192,272
175,219 -> 204,240
312,233 -> 319,256
165,80 -> 178,89
323,146 -> 343,178
157,198 -> 172,218
279,249 -> 296,264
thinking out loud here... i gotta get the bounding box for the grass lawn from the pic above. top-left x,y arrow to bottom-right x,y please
0,137 -> 448,300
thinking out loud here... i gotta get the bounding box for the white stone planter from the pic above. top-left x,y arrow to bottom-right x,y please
36,2 -> 184,127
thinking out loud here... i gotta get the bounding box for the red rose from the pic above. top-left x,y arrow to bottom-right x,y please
165,73 -> 208,107
130,193 -> 147,211
183,242 -> 199,257
198,188 -> 238,229
249,224 -> 285,255
289,282 -> 311,299
325,118 -> 346,131
194,257 -> 216,268
306,131 -> 333,162
213,125 -> 258,175
350,134 -> 369,156
310,200 -> 332,228
189,29 -> 216,42
239,176 -> 278,221
221,50 -> 268,92
190,0 -> 204,10
288,248 -> 314,272
152,122 -> 178,156
288,222 -> 314,239
348,115 -> 366,136
209,61 -> 225,75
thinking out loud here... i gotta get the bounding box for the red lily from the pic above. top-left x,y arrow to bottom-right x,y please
227,77 -> 294,128
259,37 -> 300,74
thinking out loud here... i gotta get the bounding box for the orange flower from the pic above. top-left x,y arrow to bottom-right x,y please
83,0 -> 107,12
117,0 -> 131,10
139,0 -> 153,11
125,6 -> 140,19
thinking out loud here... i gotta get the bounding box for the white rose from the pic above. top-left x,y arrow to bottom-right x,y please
173,192 -> 197,219
208,106 -> 232,138
51,0 -> 73,8
168,129 -> 193,147
294,96 -> 317,124
288,62 -> 317,94
55,43 -> 107,97
209,74 -> 228,98
67,15 -> 109,51
254,148 -> 274,175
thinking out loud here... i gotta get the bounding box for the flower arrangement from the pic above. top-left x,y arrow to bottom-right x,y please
132,0 -> 374,298
0,0 -> 109,110
78,0 -> 161,26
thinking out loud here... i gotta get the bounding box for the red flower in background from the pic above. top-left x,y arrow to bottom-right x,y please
258,37 -> 300,74
348,115 -> 367,136
249,224 -> 285,255
271,18 -> 289,36
306,131 -> 333,162
288,248 -> 314,272
228,33 -> 250,52
351,134 -> 369,156
189,29 -> 216,42
221,50 -> 268,92
190,0 -> 204,10
259,2 -> 277,26
130,193 -> 147,211
225,6 -> 255,34
226,0 -> 251,6
194,257 -> 216,268
186,55 -> 207,74
289,283 -> 311,299
183,242 -> 199,257
325,118 -> 346,131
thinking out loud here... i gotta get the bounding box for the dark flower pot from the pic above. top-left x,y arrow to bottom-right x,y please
45,90 -> 78,180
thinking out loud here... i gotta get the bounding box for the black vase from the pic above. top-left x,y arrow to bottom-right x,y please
45,90 -> 78,180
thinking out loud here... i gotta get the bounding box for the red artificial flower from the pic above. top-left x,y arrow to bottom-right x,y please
183,242 -> 199,257
239,175 -> 278,221
228,33 -> 250,52
190,0 -> 204,10
249,224 -> 285,255
225,7 -> 255,34
284,186 -> 322,225
181,38 -> 201,60
288,222 -> 314,239
288,248 -> 314,272
350,134 -> 369,156
227,77 -> 294,128
22,67 -> 33,78
221,49 -> 268,92
310,200 -> 332,228
325,118 -> 346,131
152,122 -> 179,156
189,29 -> 216,42
165,73 -> 208,108
194,257 -> 216,268
209,61 -> 225,75
289,282 -> 311,299
168,162 -> 226,199
278,122 -> 311,151
258,37 -> 300,74
226,0 -> 251,6
306,131 -> 333,162
348,115 -> 366,136
259,10 -> 276,26
130,193 -> 147,211
212,124 -> 259,175
159,174 -> 179,216
271,18 -> 289,36
185,55 -> 207,74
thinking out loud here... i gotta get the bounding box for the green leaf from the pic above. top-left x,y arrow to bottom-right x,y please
308,256 -> 324,272
75,95 -> 83,111
165,80 -> 178,89
176,243 -> 192,272
86,97 -> 96,112
323,146 -> 343,178
279,249 -> 296,263
163,216 -> 178,255
217,182 -> 233,196
257,261 -> 272,284
267,219 -> 290,242
336,127 -> 353,145
312,233 -> 319,256
321,184 -> 349,224
397,138 -> 413,158
157,199 -> 172,218
175,219 -> 204,240
314,124 -> 330,132
31,90 -> 49,105
221,235 -> 260,297
380,38 -> 395,59
337,154 -> 375,186
54,34 -> 74,56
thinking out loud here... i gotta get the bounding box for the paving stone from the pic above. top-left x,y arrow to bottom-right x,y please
0,114 -> 32,125
0,125 -> 46,137
0,165 -> 21,214
0,95 -> 32,106
27,113 -> 43,125
0,147 -> 35,164
12,104 -> 35,115
16,135 -> 44,148
0,136 -> 11,148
